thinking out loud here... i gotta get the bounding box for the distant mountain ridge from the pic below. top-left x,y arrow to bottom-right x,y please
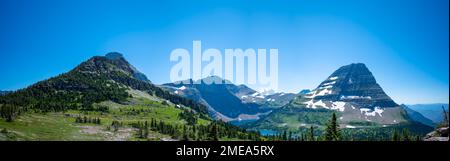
0,91 -> 11,95
407,104 -> 449,124
401,104 -> 436,127
161,76 -> 296,121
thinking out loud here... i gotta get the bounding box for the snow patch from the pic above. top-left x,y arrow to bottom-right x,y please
319,85 -> 333,89
329,76 -> 338,80
340,95 -> 372,100
345,125 -> 356,129
330,101 -> 346,112
323,81 -> 336,86
266,98 -> 275,102
316,88 -> 332,96
178,86 -> 187,90
303,100 -> 326,109
303,100 -> 346,112
360,107 -> 384,117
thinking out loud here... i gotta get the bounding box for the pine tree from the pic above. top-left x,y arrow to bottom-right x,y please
392,130 -> 400,141
402,129 -> 410,141
309,126 -> 315,141
324,113 -> 341,141
208,123 -> 219,141
282,131 -> 287,141
415,135 -> 421,141
182,125 -> 189,141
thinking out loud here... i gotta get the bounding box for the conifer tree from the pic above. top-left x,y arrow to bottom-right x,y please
324,113 -> 341,141
309,126 -> 315,141
392,130 -> 400,141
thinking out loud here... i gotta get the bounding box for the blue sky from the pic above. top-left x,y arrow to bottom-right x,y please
0,0 -> 448,104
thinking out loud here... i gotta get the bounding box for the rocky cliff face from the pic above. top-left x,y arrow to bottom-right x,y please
162,76 -> 268,120
253,63 -> 410,131
305,63 -> 397,109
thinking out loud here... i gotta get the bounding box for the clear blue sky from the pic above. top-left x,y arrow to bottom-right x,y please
0,0 -> 448,104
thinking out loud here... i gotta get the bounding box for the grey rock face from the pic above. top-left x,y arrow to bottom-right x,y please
424,127 -> 449,141
312,63 -> 397,109
77,53 -> 151,83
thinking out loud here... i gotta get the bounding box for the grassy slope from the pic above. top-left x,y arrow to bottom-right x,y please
0,112 -> 116,140
0,93 -> 210,141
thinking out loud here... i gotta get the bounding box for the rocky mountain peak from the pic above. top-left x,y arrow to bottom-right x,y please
105,52 -> 124,60
306,63 -> 398,109
75,52 -> 150,83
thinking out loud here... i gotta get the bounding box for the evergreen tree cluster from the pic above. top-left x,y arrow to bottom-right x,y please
74,115 -> 101,124
391,129 -> 421,141
128,118 -> 263,141
109,120 -> 123,132
0,104 -> 22,122
178,110 -> 197,125
0,71 -> 129,117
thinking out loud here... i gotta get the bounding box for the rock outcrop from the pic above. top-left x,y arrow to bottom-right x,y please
424,127 -> 449,141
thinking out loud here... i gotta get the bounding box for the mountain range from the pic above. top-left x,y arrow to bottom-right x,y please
0,53 -> 438,140
0,91 -> 11,95
0,52 -> 260,141
407,104 -> 449,124
161,76 -> 296,122
401,104 -> 436,127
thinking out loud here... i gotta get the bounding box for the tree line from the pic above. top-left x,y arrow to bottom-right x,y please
119,118 -> 263,141
266,113 -> 424,141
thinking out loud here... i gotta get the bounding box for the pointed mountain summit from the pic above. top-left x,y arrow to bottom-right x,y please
289,63 -> 406,124
0,53 -> 207,114
105,52 -> 124,60
250,63 -> 432,133
77,52 -> 150,83
303,63 -> 397,109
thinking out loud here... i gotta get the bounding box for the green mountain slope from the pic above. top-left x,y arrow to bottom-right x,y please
0,53 -> 262,141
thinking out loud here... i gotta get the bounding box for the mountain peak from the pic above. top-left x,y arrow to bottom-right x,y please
105,52 -> 124,60
195,75 -> 233,84
76,52 -> 150,83
304,63 -> 398,108
329,63 -> 370,77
